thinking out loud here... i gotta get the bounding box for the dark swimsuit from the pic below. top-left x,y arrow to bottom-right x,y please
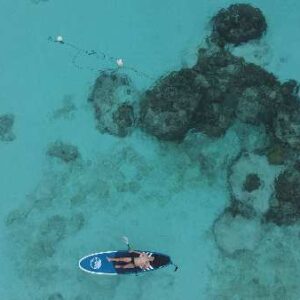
130,252 -> 139,266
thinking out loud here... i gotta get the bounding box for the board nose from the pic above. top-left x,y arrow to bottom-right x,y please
90,256 -> 102,270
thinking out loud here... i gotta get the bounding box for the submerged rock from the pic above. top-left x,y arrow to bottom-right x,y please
183,127 -> 241,179
232,63 -> 281,128
280,79 -> 300,102
211,3 -> 267,46
139,68 -> 203,141
266,143 -> 286,165
0,113 -> 15,141
47,141 -> 80,163
235,90 -> 265,124
233,61 -> 279,90
266,164 -> 300,225
193,49 -> 279,135
269,80 -> 300,151
140,46 -> 283,142
235,87 -> 277,125
193,98 -> 235,137
89,71 -> 139,137
243,173 -> 261,192
231,121 -> 269,152
227,198 -> 257,219
274,104 -> 300,150
140,49 -> 248,141
229,153 -> 282,215
192,49 -> 242,137
213,211 -> 262,255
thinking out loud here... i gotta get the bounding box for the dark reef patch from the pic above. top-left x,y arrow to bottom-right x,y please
266,143 -> 287,165
274,102 -> 300,150
0,113 -> 15,141
47,141 -> 80,163
139,68 -> 203,141
139,45 -> 288,143
211,3 -> 267,46
89,71 -> 138,137
265,165 -> 300,225
227,198 -> 257,220
243,173 -> 261,192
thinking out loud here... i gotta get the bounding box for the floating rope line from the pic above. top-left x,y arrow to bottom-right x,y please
48,35 -> 155,80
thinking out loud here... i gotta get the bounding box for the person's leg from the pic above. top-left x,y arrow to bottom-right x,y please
115,263 -> 135,269
107,257 -> 131,263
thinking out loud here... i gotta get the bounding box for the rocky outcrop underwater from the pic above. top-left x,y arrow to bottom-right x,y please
0,113 -> 15,142
88,3 -> 300,226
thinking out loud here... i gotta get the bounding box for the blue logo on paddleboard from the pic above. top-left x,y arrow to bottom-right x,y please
90,257 -> 102,270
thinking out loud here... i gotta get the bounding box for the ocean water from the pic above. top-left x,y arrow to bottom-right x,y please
1,1 -> 300,299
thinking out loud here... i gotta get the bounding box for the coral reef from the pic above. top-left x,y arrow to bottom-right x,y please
137,3 -> 300,233
88,71 -> 139,137
213,210 -> 262,256
137,9 -> 300,228
194,48 -> 279,134
47,141 -> 80,163
227,198 -> 256,219
228,153 -> 282,216
243,173 -> 261,192
266,164 -> 300,225
232,121 -> 269,152
0,113 -> 15,141
139,68 -> 203,141
192,49 -> 242,137
266,143 -> 286,165
274,103 -> 300,150
139,45 -> 289,143
182,126 -> 241,180
211,3 -> 267,46
235,87 -> 275,125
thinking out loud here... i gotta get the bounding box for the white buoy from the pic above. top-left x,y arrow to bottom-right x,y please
116,58 -> 124,67
56,35 -> 64,43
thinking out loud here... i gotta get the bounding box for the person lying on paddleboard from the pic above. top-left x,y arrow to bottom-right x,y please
107,250 -> 155,270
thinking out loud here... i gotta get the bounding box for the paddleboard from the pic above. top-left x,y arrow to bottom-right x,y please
79,250 -> 172,275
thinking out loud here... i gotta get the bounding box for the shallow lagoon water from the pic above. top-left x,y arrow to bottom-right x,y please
1,1 -> 300,299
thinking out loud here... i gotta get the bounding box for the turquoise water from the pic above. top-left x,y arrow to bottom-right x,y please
1,1 -> 300,299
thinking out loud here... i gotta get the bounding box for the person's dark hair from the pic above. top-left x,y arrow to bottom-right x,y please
151,254 -> 171,268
